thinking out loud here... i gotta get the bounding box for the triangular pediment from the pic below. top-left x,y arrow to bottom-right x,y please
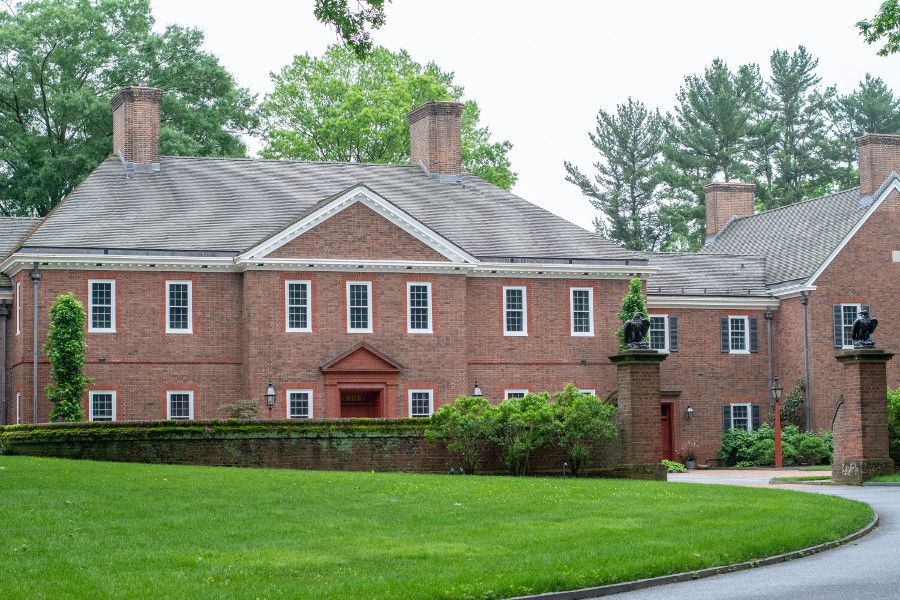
239,185 -> 477,264
321,342 -> 404,373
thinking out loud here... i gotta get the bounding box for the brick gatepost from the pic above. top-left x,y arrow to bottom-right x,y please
833,348 -> 896,484
610,349 -> 668,479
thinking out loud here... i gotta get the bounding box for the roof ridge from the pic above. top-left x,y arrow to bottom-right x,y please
159,155 -> 425,169
726,186 -> 861,225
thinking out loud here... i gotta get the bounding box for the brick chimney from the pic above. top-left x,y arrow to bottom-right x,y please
408,101 -> 464,177
111,85 -> 163,166
857,133 -> 900,197
704,182 -> 756,240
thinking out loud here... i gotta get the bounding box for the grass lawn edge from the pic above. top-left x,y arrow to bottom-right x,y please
506,511 -> 880,600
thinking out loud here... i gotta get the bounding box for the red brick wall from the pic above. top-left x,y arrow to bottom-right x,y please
408,102 -> 463,176
805,188 -> 900,431
111,86 -> 162,165
704,182 -> 756,237
268,202 -> 448,262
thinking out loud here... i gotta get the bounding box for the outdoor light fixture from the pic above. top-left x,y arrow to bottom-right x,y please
685,405 -> 694,420
265,380 -> 276,409
771,377 -> 783,401
472,382 -> 483,397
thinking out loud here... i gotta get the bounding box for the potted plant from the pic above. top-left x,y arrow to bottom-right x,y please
680,446 -> 698,470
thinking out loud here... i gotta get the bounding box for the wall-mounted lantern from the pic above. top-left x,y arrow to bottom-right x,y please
265,380 -> 276,412
685,405 -> 694,420
472,382 -> 483,397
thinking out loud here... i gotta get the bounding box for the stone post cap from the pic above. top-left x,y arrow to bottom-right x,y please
836,348 -> 895,364
609,349 -> 668,365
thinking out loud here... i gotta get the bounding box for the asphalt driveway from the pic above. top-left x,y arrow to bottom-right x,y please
595,472 -> 900,600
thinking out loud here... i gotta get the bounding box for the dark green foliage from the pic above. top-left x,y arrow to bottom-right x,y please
260,44 -> 516,190
313,0 -> 388,58
857,0 -> 900,56
780,378 -> 806,429
488,392 -> 557,476
553,385 -> 618,476
662,459 -> 686,473
616,278 -> 648,351
718,424 -> 832,467
888,387 -> 900,465
564,98 -> 666,250
45,293 -> 90,422
426,395 -> 493,473
221,399 -> 260,420
0,0 -> 257,216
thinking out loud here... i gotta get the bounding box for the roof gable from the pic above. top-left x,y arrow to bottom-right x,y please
240,185 -> 476,263
321,343 -> 404,373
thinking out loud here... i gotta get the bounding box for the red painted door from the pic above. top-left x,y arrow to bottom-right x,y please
340,391 -> 380,418
660,403 -> 674,460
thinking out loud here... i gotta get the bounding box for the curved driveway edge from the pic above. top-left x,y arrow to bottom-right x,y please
505,514 -> 879,600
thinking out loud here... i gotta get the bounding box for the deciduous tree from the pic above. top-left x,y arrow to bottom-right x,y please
314,0 -> 389,58
857,0 -> 900,56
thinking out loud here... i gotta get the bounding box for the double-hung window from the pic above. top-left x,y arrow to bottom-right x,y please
505,389 -> 528,399
89,391 -> 116,422
839,303 -> 861,350
286,389 -> 313,419
407,282 -> 433,333
649,315 -> 669,351
728,316 -> 749,353
503,286 -> 527,336
570,287 -> 594,336
408,389 -> 434,417
728,403 -> 751,431
578,389 -> 596,397
167,391 -> 194,420
346,281 -> 373,333
88,280 -> 116,333
285,280 -> 311,332
166,281 -> 192,334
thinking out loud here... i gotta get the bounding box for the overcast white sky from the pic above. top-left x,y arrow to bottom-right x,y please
150,0 -> 900,231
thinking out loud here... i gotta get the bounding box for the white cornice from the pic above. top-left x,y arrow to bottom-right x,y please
238,186 -> 479,265
237,258 -> 472,274
0,253 -> 235,277
648,295 -> 778,310
470,262 -> 657,279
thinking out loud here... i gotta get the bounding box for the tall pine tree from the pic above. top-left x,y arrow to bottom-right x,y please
564,98 -> 665,251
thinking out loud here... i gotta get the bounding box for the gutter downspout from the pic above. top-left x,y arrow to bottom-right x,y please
800,291 -> 812,432
0,302 -> 8,426
765,309 -> 774,419
31,263 -> 41,424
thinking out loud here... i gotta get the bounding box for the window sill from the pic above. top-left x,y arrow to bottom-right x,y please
88,329 -> 116,334
729,350 -> 750,355
347,329 -> 373,334
504,331 -> 528,337
286,328 -> 312,333
407,329 -> 434,335
570,332 -> 595,337
165,330 -> 193,335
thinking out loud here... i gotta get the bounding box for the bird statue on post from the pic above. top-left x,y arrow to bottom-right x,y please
623,312 -> 651,349
851,308 -> 878,349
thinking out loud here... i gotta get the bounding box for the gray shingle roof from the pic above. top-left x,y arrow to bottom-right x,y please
699,187 -> 866,285
647,252 -> 769,296
0,217 -> 41,288
22,156 -> 642,263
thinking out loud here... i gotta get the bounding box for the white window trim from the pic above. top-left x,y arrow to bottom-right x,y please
15,282 -> 20,336
408,388 -> 434,417
406,281 -> 433,334
89,390 -> 117,422
503,286 -> 528,336
649,314 -> 670,353
569,287 -> 594,337
166,390 -> 195,420
165,280 -> 193,334
286,389 -> 314,419
729,402 -> 752,431
504,389 -> 529,399
728,315 -> 750,354
15,392 -> 20,424
578,389 -> 597,396
839,303 -> 862,350
346,281 -> 373,333
88,279 -> 116,333
285,280 -> 312,333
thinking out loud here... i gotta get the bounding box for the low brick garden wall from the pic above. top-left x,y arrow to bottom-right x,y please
0,419 -> 662,479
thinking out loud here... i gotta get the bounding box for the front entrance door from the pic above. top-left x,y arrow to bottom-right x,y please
340,390 -> 381,418
660,403 -> 674,461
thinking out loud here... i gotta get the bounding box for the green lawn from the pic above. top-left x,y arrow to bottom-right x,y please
770,475 -> 832,483
0,456 -> 873,600
869,472 -> 900,482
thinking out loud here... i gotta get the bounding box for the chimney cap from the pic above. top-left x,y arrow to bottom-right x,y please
110,85 -> 163,110
856,133 -> 900,147
703,181 -> 756,192
407,100 -> 464,125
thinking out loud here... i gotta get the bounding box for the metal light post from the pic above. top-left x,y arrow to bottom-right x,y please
771,376 -> 784,469
265,380 -> 276,417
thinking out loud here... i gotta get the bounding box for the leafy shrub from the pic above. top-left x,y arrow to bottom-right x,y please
222,399 -> 260,419
488,393 -> 557,475
662,459 -> 686,473
889,387 -> 900,466
553,385 -> 617,476
427,395 -> 493,474
45,293 -> 91,422
718,424 -> 832,467
780,378 -> 805,429
616,278 -> 648,351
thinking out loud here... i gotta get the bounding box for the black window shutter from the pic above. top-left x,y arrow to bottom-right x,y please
751,405 -> 761,430
749,318 -> 759,352
723,405 -> 731,431
833,305 -> 842,348
669,316 -> 679,352
720,317 -> 729,352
